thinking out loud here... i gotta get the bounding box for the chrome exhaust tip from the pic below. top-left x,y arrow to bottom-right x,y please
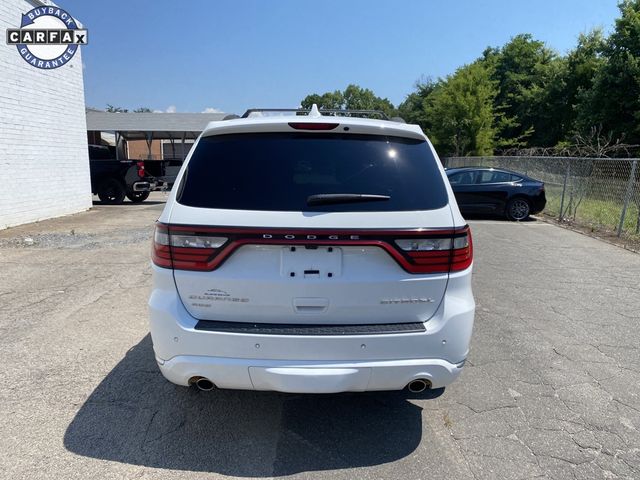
191,377 -> 215,391
407,379 -> 431,393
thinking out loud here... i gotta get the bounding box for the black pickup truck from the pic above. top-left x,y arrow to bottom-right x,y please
89,145 -> 182,204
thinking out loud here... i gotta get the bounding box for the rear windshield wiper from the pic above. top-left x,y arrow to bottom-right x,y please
307,193 -> 391,206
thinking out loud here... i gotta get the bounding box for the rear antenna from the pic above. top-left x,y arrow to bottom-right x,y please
309,103 -> 322,118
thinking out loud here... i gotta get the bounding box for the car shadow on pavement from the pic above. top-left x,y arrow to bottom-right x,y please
91,200 -> 167,206
64,335 -> 440,476
462,213 -> 538,222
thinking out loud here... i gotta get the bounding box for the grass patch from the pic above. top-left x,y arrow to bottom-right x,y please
543,190 -> 640,237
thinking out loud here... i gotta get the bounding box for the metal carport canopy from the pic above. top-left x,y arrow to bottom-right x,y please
85,111 -> 228,140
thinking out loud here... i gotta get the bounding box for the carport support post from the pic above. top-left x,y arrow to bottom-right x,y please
617,159 -> 638,237
559,161 -> 570,222
145,132 -> 154,160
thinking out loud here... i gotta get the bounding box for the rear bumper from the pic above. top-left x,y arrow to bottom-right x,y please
148,264 -> 474,393
132,181 -> 156,192
531,192 -> 547,214
157,354 -> 464,392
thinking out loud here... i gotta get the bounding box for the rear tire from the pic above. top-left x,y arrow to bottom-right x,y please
97,178 -> 126,204
506,197 -> 531,221
126,190 -> 150,203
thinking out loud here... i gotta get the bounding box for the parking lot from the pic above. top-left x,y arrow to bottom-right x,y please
1,192 -> 639,480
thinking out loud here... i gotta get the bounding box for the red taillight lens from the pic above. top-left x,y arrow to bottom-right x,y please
397,227 -> 473,273
151,224 -> 172,268
288,122 -> 339,130
450,229 -> 473,272
137,161 -> 145,178
151,224 -> 228,271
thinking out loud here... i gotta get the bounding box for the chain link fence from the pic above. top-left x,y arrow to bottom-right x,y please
443,156 -> 640,249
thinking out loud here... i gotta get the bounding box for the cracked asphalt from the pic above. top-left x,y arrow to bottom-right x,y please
1,192 -> 640,479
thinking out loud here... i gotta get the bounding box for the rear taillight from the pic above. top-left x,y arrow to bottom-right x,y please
151,224 -> 228,271
151,224 -> 172,268
450,229 -> 473,272
137,161 -> 145,178
152,224 -> 472,274
396,227 -> 473,273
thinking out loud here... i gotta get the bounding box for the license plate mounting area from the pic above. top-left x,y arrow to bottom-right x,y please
280,246 -> 342,278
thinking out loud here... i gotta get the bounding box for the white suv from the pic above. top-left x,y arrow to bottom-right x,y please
149,105 -> 475,394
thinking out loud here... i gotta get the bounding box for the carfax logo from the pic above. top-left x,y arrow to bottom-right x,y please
6,6 -> 87,69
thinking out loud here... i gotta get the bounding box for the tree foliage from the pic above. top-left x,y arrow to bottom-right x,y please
576,0 -> 640,144
424,63 -> 497,156
305,2 -> 640,156
106,104 -> 128,113
397,78 -> 438,132
300,90 -> 344,110
483,34 -> 558,147
301,84 -> 396,117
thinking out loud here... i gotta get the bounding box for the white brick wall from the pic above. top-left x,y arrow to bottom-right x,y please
0,0 -> 91,230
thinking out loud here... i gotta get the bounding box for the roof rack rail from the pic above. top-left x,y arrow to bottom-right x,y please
240,108 -> 391,120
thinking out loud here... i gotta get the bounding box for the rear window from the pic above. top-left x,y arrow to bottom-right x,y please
177,133 -> 448,212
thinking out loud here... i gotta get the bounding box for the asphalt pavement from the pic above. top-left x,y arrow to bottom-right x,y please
1,193 -> 639,479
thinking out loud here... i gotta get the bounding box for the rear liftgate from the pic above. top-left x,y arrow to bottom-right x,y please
153,224 -> 472,329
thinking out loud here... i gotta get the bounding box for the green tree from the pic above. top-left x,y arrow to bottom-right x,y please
342,84 -> 395,115
538,30 -> 605,144
577,1 -> 640,143
106,104 -> 128,113
133,107 -> 153,113
425,62 -> 497,156
397,78 -> 439,131
300,90 -> 344,110
484,34 -> 557,147
301,84 -> 396,117
531,56 -> 570,146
